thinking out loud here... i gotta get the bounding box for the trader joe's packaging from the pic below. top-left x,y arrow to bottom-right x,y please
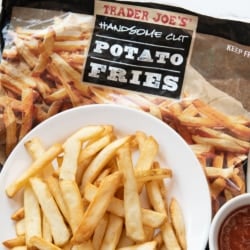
0,0 -> 250,214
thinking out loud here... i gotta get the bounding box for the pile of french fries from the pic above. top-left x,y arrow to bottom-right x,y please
0,11 -> 250,214
3,124 -> 187,250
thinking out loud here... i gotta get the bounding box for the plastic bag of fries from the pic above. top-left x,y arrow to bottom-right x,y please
0,0 -> 249,217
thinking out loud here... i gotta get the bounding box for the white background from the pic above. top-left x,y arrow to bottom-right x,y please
1,0 -> 250,22
117,0 -> 250,22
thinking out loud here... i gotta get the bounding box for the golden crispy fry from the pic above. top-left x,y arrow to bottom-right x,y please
117,229 -> 135,248
3,105 -> 17,156
210,177 -> 227,198
80,135 -> 132,189
84,183 -> 166,228
72,171 -> 123,244
59,180 -> 84,232
19,88 -> 34,140
205,166 -> 237,179
169,198 -> 187,250
15,218 -> 25,236
28,236 -> 61,250
14,37 -> 38,68
100,213 -> 123,250
117,144 -> 145,242
192,135 -> 248,153
24,184 -> 42,246
92,213 -> 109,250
53,40 -> 89,51
30,177 -> 71,246
193,99 -> 250,141
146,180 -> 182,249
60,125 -> 105,180
0,73 -> 27,95
135,136 -> 159,171
11,207 -> 24,221
32,29 -> 55,76
78,132 -> 113,165
46,176 -> 70,223
42,214 -> 52,243
70,241 -> 94,250
134,168 -> 172,182
2,235 -> 25,248
146,181 -> 167,214
231,172 -> 245,193
212,152 -> 224,168
161,222 -> 182,250
9,247 -> 27,250
6,143 -> 63,197
24,137 -> 54,177
24,137 -> 45,160
117,241 -> 157,250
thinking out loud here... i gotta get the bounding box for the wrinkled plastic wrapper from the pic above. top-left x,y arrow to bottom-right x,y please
0,0 -> 250,216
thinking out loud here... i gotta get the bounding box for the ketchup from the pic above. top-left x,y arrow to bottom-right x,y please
218,205 -> 250,250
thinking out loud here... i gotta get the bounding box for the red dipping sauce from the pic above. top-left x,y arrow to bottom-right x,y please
218,205 -> 250,250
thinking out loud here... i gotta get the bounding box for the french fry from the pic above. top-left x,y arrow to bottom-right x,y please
28,236 -> 61,250
6,143 -> 63,197
135,136 -> 159,172
29,177 -> 71,246
117,144 -> 145,242
32,29 -> 55,76
117,229 -> 135,248
146,181 -> 167,214
169,198 -> 187,250
205,166 -> 237,179
15,218 -> 25,236
46,176 -> 70,223
3,105 -> 17,156
8,247 -> 27,250
80,135 -> 132,190
193,99 -> 250,141
59,179 -> 84,232
100,213 -> 123,250
161,222 -> 182,250
2,235 -> 25,249
24,137 -> 54,177
146,180 -> 182,250
135,136 -> 159,192
84,182 -> 166,228
192,135 -> 248,153
23,184 -> 42,246
19,88 -> 34,140
60,125 -> 105,180
11,207 -> 24,221
134,168 -> 172,182
78,132 -> 113,164
0,73 -> 27,95
92,213 -> 109,250
72,171 -> 123,244
71,240 -> 94,250
42,214 -> 53,243
117,241 -> 157,250
210,177 -> 227,198
14,37 -> 38,69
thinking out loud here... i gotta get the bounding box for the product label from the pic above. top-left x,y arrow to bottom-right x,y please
83,1 -> 198,99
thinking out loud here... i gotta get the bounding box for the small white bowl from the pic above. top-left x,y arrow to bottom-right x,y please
209,193 -> 250,250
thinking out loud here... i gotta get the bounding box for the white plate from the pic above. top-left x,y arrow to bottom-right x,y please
0,104 -> 211,250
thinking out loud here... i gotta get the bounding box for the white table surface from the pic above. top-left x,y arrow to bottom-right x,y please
0,0 -> 250,22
